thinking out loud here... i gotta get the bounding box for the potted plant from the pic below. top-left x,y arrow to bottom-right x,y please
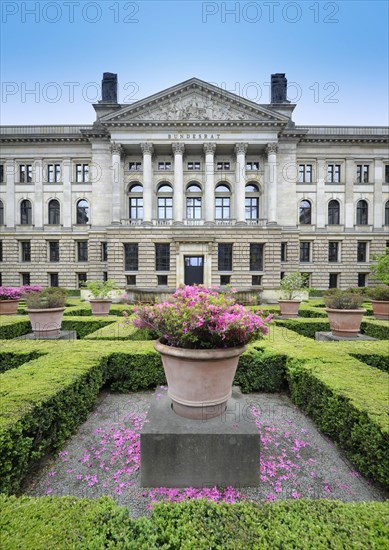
278,272 -> 308,318
0,285 -> 41,315
132,285 -> 272,419
85,279 -> 117,316
25,287 -> 67,338
324,289 -> 365,338
366,285 -> 389,320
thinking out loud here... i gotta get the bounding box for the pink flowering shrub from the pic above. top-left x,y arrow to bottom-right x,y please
0,285 -> 42,301
132,285 -> 272,349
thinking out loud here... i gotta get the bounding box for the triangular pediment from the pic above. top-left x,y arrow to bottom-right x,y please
99,78 -> 289,125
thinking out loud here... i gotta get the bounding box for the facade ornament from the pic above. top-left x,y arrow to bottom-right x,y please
203,142 -> 217,155
266,143 -> 278,156
110,142 -> 122,156
140,142 -> 154,155
172,143 -> 185,155
235,143 -> 248,155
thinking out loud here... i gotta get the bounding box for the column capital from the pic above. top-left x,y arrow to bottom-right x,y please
172,142 -> 185,155
235,142 -> 248,155
203,142 -> 217,155
266,143 -> 278,156
110,142 -> 123,156
140,142 -> 154,155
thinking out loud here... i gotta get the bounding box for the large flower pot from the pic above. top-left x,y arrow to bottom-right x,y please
89,299 -> 112,316
371,300 -> 389,321
0,300 -> 20,315
26,307 -> 66,338
325,308 -> 366,338
154,339 -> 246,420
278,300 -> 301,318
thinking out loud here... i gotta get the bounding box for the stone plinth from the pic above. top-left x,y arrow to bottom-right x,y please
315,331 -> 376,342
140,387 -> 260,488
16,330 -> 77,341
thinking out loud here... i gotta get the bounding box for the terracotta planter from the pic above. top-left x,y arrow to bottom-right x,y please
89,299 -> 112,316
371,300 -> 389,320
0,300 -> 20,315
325,308 -> 366,338
278,300 -> 301,318
154,339 -> 246,420
26,307 -> 66,338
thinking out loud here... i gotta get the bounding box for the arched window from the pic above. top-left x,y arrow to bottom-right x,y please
328,200 -> 340,225
299,200 -> 312,224
356,200 -> 368,225
0,200 -> 4,225
385,200 -> 389,225
20,199 -> 32,225
76,199 -> 89,224
128,183 -> 143,220
157,183 -> 173,220
215,183 -> 231,221
186,183 -> 202,221
245,183 -> 260,221
48,199 -> 60,225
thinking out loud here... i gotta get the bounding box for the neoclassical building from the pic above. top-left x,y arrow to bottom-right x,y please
0,73 -> 388,297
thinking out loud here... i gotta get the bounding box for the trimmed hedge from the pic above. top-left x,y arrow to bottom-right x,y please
350,353 -> 389,374
0,351 -> 44,374
235,347 -> 287,393
275,317 -> 389,340
0,496 -> 388,549
0,317 -> 31,339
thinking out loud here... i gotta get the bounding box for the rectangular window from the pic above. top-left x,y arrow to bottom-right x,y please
129,161 -> 142,171
357,242 -> 368,262
103,272 -> 108,282
77,273 -> 87,288
21,241 -> 31,262
358,273 -> 367,287
252,275 -> 262,286
155,244 -> 170,271
157,275 -> 168,286
157,197 -> 173,220
77,241 -> 88,262
21,273 -> 30,286
250,243 -> 264,271
0,241 -> 2,262
49,273 -> 59,287
356,164 -> 369,183
299,242 -> 310,263
215,197 -> 230,220
124,243 -> 138,271
385,165 -> 389,184
218,243 -> 233,271
49,241 -> 60,262
47,163 -> 61,182
0,164 -> 4,183
280,272 -> 285,280
281,242 -> 287,262
246,161 -> 260,171
76,163 -> 89,182
298,164 -> 312,183
19,164 -> 32,183
327,164 -> 341,183
0,273 -> 2,286
328,242 -> 339,263
101,242 -> 108,262
187,161 -> 201,170
220,275 -> 231,285
126,274 -> 136,285
329,273 -> 338,289
158,161 -> 171,171
217,162 -> 230,171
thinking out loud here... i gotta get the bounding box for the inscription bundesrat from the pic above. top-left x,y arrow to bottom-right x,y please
167,133 -> 222,140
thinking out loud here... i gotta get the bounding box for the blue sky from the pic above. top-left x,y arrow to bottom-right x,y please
1,0 -> 388,125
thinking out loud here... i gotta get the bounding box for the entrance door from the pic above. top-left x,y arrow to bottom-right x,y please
184,256 -> 204,285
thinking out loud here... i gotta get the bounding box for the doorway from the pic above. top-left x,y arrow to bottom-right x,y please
184,256 -> 204,285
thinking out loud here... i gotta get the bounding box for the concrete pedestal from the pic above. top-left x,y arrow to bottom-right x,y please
16,330 -> 77,341
140,387 -> 260,488
315,331 -> 376,341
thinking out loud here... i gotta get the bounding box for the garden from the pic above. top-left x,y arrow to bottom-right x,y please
0,274 -> 388,548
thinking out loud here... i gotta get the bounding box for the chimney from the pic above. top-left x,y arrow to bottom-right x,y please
100,72 -> 118,103
271,73 -> 289,104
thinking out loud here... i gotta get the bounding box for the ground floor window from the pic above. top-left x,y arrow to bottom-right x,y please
329,273 -> 338,289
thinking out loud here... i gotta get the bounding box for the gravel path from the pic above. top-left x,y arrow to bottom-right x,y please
26,390 -> 387,518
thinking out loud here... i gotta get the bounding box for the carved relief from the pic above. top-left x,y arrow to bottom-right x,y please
266,143 -> 278,156
140,142 -> 154,155
235,143 -> 248,155
203,142 -> 217,155
110,142 -> 122,155
172,143 -> 185,155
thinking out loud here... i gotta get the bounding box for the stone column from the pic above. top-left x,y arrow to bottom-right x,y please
5,160 -> 15,227
266,143 -> 278,225
62,159 -> 72,228
203,142 -> 216,225
111,142 -> 122,225
345,159 -> 354,229
316,159 -> 326,228
140,142 -> 153,225
235,143 -> 248,224
34,159 -> 43,228
172,143 -> 185,224
373,159 -> 383,229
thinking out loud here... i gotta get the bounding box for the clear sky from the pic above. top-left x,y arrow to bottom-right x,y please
1,0 -> 388,126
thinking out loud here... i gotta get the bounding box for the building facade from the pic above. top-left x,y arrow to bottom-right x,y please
0,74 -> 388,297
